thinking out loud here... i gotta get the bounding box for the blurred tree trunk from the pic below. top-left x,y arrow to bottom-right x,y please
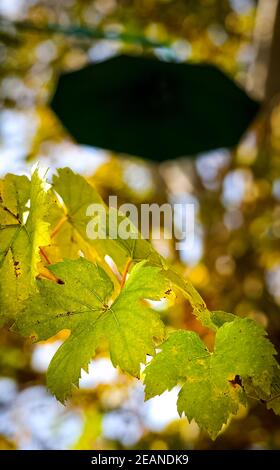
265,0 -> 280,102
247,0 -> 279,102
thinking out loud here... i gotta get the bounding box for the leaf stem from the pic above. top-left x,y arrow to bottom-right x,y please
37,267 -> 64,284
51,215 -> 67,239
120,258 -> 132,290
39,246 -> 51,265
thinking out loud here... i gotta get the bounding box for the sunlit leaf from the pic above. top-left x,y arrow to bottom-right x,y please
0,169 -> 50,321
144,318 -> 277,439
16,258 -> 168,402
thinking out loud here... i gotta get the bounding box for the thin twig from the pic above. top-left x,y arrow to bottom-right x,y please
0,17 -> 170,49
265,391 -> 280,403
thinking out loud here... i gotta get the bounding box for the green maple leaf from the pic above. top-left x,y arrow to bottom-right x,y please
45,168 -> 104,262
52,167 -> 164,269
16,258 -> 168,402
53,168 -> 224,329
144,318 -> 276,439
0,169 -> 50,321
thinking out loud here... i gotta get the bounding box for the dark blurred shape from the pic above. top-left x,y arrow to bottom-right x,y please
51,55 -> 260,161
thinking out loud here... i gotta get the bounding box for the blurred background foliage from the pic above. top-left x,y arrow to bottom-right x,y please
1,0 -> 280,450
